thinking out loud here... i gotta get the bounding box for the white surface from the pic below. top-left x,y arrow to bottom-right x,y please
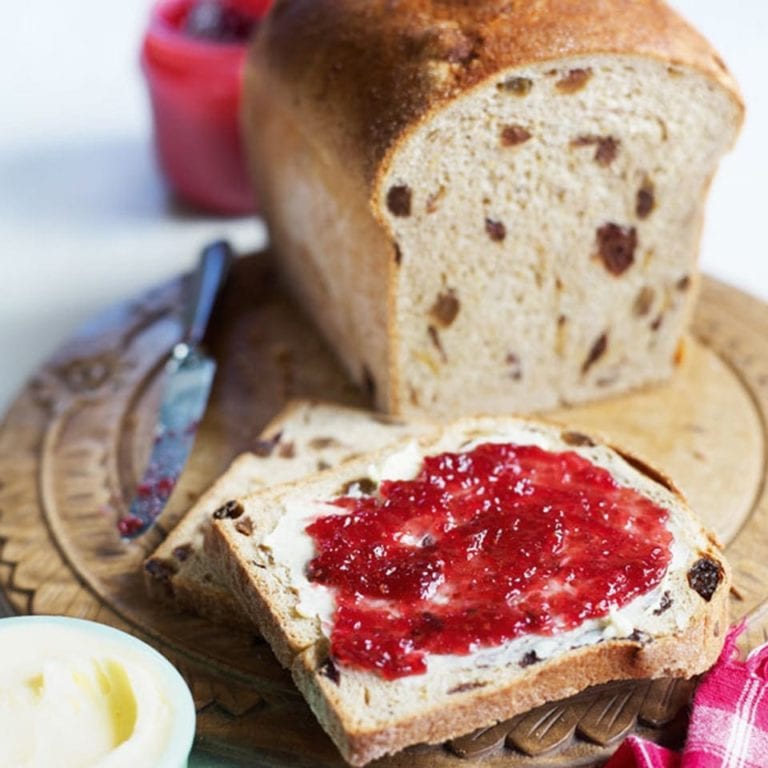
0,0 -> 766,416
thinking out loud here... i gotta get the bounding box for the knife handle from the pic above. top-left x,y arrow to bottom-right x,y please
183,240 -> 234,347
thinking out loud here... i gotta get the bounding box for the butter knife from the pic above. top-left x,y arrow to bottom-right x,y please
119,240 -> 233,539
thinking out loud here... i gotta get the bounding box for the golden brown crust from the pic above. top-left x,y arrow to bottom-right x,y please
241,57 -> 395,407
255,0 -> 744,192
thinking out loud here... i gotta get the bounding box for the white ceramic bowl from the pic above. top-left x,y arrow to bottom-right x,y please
0,615 -> 196,768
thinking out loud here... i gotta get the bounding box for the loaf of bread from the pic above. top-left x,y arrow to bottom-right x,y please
206,416 -> 729,765
242,0 -> 743,418
144,399 -> 433,626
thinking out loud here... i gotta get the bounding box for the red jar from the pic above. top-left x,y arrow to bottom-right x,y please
141,0 -> 271,215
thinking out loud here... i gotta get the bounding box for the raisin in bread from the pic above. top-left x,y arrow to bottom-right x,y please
144,399 -> 433,627
206,416 -> 729,766
242,0 -> 743,418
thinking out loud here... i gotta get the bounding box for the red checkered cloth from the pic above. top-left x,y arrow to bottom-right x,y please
606,623 -> 768,768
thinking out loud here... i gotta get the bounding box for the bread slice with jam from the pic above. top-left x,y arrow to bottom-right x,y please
206,416 -> 729,766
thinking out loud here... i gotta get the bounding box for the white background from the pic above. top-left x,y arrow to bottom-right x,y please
0,1 -> 766,412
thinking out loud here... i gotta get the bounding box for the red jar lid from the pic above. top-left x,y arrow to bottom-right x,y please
141,0 -> 272,215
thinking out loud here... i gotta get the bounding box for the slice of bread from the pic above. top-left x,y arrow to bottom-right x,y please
243,0 -> 743,418
144,399 -> 433,627
206,416 -> 729,765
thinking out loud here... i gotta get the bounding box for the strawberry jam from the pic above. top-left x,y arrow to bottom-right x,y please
305,443 -> 672,680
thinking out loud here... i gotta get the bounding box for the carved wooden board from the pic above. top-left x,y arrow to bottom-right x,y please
1,254 -> 767,766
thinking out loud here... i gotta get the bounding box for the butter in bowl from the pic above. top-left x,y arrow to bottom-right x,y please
0,616 -> 195,768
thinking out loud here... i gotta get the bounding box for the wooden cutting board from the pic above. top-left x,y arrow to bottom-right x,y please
1,253 -> 767,767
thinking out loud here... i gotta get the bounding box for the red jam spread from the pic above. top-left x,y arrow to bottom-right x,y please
305,442 -> 673,680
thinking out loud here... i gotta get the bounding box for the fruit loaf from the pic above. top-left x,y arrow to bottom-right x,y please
206,415 -> 729,765
144,399 -> 433,627
242,0 -> 744,418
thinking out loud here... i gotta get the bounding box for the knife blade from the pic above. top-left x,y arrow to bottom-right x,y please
119,240 -> 233,539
